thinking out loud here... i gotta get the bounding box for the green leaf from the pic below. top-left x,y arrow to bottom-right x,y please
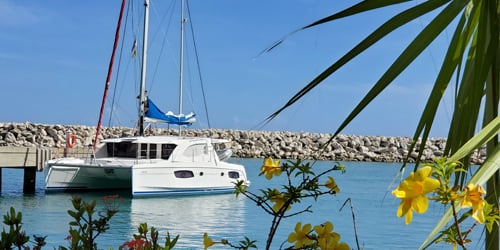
446,116 -> 500,164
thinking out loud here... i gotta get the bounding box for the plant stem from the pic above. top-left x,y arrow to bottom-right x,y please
451,202 -> 466,249
340,198 -> 361,250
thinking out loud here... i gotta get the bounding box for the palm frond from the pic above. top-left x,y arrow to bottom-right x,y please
263,0 -> 452,126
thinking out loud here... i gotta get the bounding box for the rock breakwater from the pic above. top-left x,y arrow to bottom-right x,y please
0,122 -> 486,164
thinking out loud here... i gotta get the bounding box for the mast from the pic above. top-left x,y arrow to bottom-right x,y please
178,0 -> 186,135
93,0 -> 126,150
138,0 -> 150,136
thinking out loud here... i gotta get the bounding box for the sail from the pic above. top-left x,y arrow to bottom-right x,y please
145,98 -> 196,126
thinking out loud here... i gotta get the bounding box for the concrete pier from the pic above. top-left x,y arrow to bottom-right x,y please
0,146 -> 52,194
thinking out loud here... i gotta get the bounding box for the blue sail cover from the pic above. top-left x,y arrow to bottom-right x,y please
145,98 -> 196,126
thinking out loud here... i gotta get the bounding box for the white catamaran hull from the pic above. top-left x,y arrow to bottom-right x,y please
44,146 -> 249,197
131,162 -> 247,196
44,158 -> 132,191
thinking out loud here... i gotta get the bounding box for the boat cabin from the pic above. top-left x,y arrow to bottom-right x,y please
105,141 -> 176,160
96,136 -> 229,162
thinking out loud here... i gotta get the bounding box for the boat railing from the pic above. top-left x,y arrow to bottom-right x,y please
52,146 -> 95,161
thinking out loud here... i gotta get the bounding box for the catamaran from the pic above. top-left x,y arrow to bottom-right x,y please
44,0 -> 249,196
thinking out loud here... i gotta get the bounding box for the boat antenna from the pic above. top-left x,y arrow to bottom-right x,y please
178,0 -> 186,135
138,0 -> 150,136
93,0 -> 127,150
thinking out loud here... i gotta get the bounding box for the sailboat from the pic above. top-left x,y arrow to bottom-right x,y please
44,0 -> 250,196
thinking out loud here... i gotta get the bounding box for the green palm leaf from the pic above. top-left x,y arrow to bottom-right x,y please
263,0 -> 451,125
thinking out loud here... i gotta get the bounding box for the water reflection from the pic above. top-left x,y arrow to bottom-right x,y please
129,194 -> 246,248
4,191 -> 247,249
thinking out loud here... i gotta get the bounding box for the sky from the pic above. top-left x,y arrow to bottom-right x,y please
0,0 -> 457,137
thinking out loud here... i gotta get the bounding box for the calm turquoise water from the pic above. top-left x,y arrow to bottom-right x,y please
0,158 -> 484,249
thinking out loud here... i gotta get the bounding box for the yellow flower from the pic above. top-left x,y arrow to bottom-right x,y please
318,239 -> 350,250
260,157 -> 282,180
314,222 -> 349,250
203,233 -> 215,250
269,189 -> 291,212
287,222 -> 313,248
461,183 -> 486,224
314,221 -> 335,239
325,176 -> 340,194
392,166 -> 440,224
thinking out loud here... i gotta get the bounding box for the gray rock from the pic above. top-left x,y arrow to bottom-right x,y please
0,122 -> 486,164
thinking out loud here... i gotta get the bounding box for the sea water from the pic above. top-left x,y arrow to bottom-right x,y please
0,158 -> 485,249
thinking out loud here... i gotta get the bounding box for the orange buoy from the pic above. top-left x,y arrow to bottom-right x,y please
67,133 -> 76,148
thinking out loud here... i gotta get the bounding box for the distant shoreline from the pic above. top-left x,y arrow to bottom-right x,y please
0,122 -> 485,164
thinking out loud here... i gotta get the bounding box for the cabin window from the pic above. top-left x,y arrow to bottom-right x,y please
140,144 -> 147,159
174,170 -> 194,178
161,144 -> 177,160
106,142 -> 137,158
149,144 -> 157,159
183,144 -> 210,162
228,171 -> 240,179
